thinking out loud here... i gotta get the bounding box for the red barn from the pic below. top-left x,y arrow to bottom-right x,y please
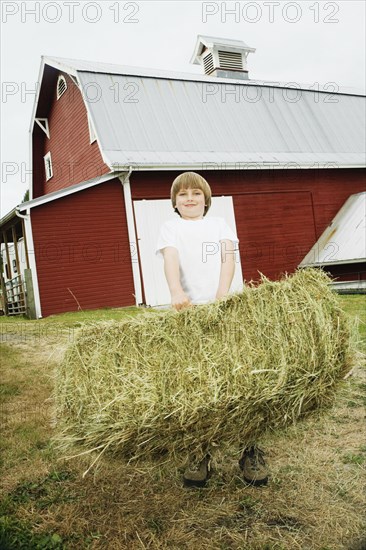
1,36 -> 365,317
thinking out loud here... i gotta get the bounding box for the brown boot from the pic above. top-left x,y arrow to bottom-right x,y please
183,455 -> 211,488
239,446 -> 269,486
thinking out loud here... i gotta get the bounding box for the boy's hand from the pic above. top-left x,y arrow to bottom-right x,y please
171,290 -> 192,311
162,248 -> 192,311
215,290 -> 227,301
215,239 -> 236,301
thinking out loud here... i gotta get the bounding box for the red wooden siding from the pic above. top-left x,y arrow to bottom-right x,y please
33,72 -> 110,198
30,179 -> 134,316
232,191 -> 317,281
131,168 -> 366,282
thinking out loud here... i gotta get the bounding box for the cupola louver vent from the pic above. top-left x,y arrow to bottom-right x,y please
218,50 -> 243,71
203,53 -> 215,75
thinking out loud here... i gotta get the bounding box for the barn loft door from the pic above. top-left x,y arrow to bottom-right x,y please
133,197 -> 243,307
233,191 -> 317,282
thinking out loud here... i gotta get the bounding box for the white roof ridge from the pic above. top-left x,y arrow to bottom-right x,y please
42,55 -> 365,96
42,55 -> 168,78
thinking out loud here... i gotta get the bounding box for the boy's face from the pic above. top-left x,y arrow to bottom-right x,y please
175,187 -> 206,220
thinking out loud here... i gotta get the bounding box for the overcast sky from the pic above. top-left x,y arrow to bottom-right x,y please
1,0 -> 365,217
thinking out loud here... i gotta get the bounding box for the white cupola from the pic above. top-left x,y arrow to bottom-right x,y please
190,35 -> 256,80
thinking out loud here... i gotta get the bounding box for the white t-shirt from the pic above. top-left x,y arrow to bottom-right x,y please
156,216 -> 239,304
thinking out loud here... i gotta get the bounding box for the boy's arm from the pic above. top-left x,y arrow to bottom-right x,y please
161,247 -> 192,311
215,239 -> 236,300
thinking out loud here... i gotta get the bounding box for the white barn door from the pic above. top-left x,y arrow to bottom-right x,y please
133,197 -> 243,307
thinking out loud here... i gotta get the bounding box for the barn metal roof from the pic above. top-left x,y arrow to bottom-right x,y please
300,192 -> 366,266
41,56 -> 366,171
18,171 -> 125,211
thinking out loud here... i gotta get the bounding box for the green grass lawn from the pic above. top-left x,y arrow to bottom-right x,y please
0,305 -> 144,326
338,294 -> 366,343
0,292 -> 364,327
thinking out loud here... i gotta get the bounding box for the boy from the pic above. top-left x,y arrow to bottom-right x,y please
155,172 -> 268,487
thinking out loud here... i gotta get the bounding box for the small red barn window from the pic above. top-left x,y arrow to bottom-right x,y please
57,75 -> 67,99
44,152 -> 53,181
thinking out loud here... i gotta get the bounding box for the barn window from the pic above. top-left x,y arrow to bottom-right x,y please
88,114 -> 96,143
5,264 -> 10,279
44,152 -> 53,181
12,259 -> 17,274
57,75 -> 67,99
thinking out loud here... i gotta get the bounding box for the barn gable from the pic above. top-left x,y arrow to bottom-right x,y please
31,61 -> 110,201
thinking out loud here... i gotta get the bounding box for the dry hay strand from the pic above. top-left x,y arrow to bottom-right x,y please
53,268 -> 358,470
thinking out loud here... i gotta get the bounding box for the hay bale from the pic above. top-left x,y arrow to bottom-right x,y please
54,269 -> 356,466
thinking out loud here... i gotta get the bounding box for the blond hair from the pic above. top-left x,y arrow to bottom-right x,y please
171,172 -> 212,216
